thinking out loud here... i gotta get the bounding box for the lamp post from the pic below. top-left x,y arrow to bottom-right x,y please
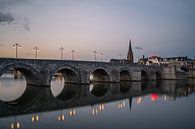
119,54 -> 122,59
70,50 -> 75,60
33,47 -> 39,59
59,47 -> 64,60
93,51 -> 97,61
99,53 -> 103,62
13,43 -> 21,58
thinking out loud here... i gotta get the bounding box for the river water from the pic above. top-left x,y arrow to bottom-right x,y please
0,73 -> 195,129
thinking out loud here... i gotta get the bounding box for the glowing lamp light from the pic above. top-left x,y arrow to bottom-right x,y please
151,93 -> 159,101
32,115 -> 39,122
58,115 -> 65,121
11,122 -> 20,129
69,109 -> 76,116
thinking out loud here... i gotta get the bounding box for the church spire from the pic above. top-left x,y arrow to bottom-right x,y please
127,39 -> 134,63
128,40 -> 132,52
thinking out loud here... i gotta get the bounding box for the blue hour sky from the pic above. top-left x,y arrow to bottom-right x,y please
0,0 -> 195,61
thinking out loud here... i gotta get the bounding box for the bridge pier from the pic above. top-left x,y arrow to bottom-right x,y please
38,69 -> 52,86
161,67 -> 177,79
132,71 -> 141,81
148,71 -> 157,80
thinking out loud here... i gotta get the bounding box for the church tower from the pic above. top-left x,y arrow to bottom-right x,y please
127,40 -> 134,63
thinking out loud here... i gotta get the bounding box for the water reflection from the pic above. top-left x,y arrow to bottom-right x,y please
120,81 -> 131,93
0,78 -> 195,129
0,72 -> 26,102
89,83 -> 111,97
51,76 -> 65,97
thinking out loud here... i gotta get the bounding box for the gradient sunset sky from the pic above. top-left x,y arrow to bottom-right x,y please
0,0 -> 195,61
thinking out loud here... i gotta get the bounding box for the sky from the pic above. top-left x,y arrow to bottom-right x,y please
0,0 -> 195,61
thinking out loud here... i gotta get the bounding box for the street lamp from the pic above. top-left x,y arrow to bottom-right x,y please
99,53 -> 103,62
93,51 -> 97,61
59,47 -> 64,60
33,47 -> 39,59
70,50 -> 75,60
13,43 -> 21,58
119,54 -> 122,59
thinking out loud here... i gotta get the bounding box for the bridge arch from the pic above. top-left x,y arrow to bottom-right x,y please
51,65 -> 81,84
89,67 -> 111,83
156,71 -> 161,80
141,70 -> 149,81
120,69 -> 132,81
0,63 -> 40,85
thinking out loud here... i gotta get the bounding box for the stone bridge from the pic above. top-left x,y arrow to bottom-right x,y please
0,58 -> 185,86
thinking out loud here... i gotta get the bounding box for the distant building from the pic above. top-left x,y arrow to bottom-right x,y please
145,56 -> 160,66
138,55 -> 195,71
127,40 -> 134,63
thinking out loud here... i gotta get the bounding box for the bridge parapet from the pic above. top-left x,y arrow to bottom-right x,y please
0,58 -> 190,86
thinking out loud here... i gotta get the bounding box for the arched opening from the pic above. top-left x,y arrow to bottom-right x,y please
51,75 -> 65,97
0,70 -> 26,102
0,64 -> 39,85
51,68 -> 80,84
51,68 -> 80,101
89,83 -> 110,97
0,64 -> 39,102
120,70 -> 131,81
156,71 -> 161,80
141,70 -> 148,81
120,81 -> 131,93
90,69 -> 110,83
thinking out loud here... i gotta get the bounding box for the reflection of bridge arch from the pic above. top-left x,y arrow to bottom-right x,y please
120,69 -> 131,81
89,83 -> 111,98
89,67 -> 111,83
2,85 -> 46,105
120,81 -> 131,93
0,63 -> 40,85
51,65 -> 81,84
55,83 -> 81,102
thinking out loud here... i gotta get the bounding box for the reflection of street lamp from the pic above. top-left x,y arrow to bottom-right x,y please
136,97 -> 142,104
99,53 -> 103,62
117,101 -> 126,109
57,110 -> 65,121
69,109 -> 76,116
70,50 -> 75,60
32,114 -> 39,122
59,47 -> 64,60
93,51 -> 97,61
13,43 -> 21,58
33,47 -> 39,59
11,116 -> 20,129
92,104 -> 105,115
